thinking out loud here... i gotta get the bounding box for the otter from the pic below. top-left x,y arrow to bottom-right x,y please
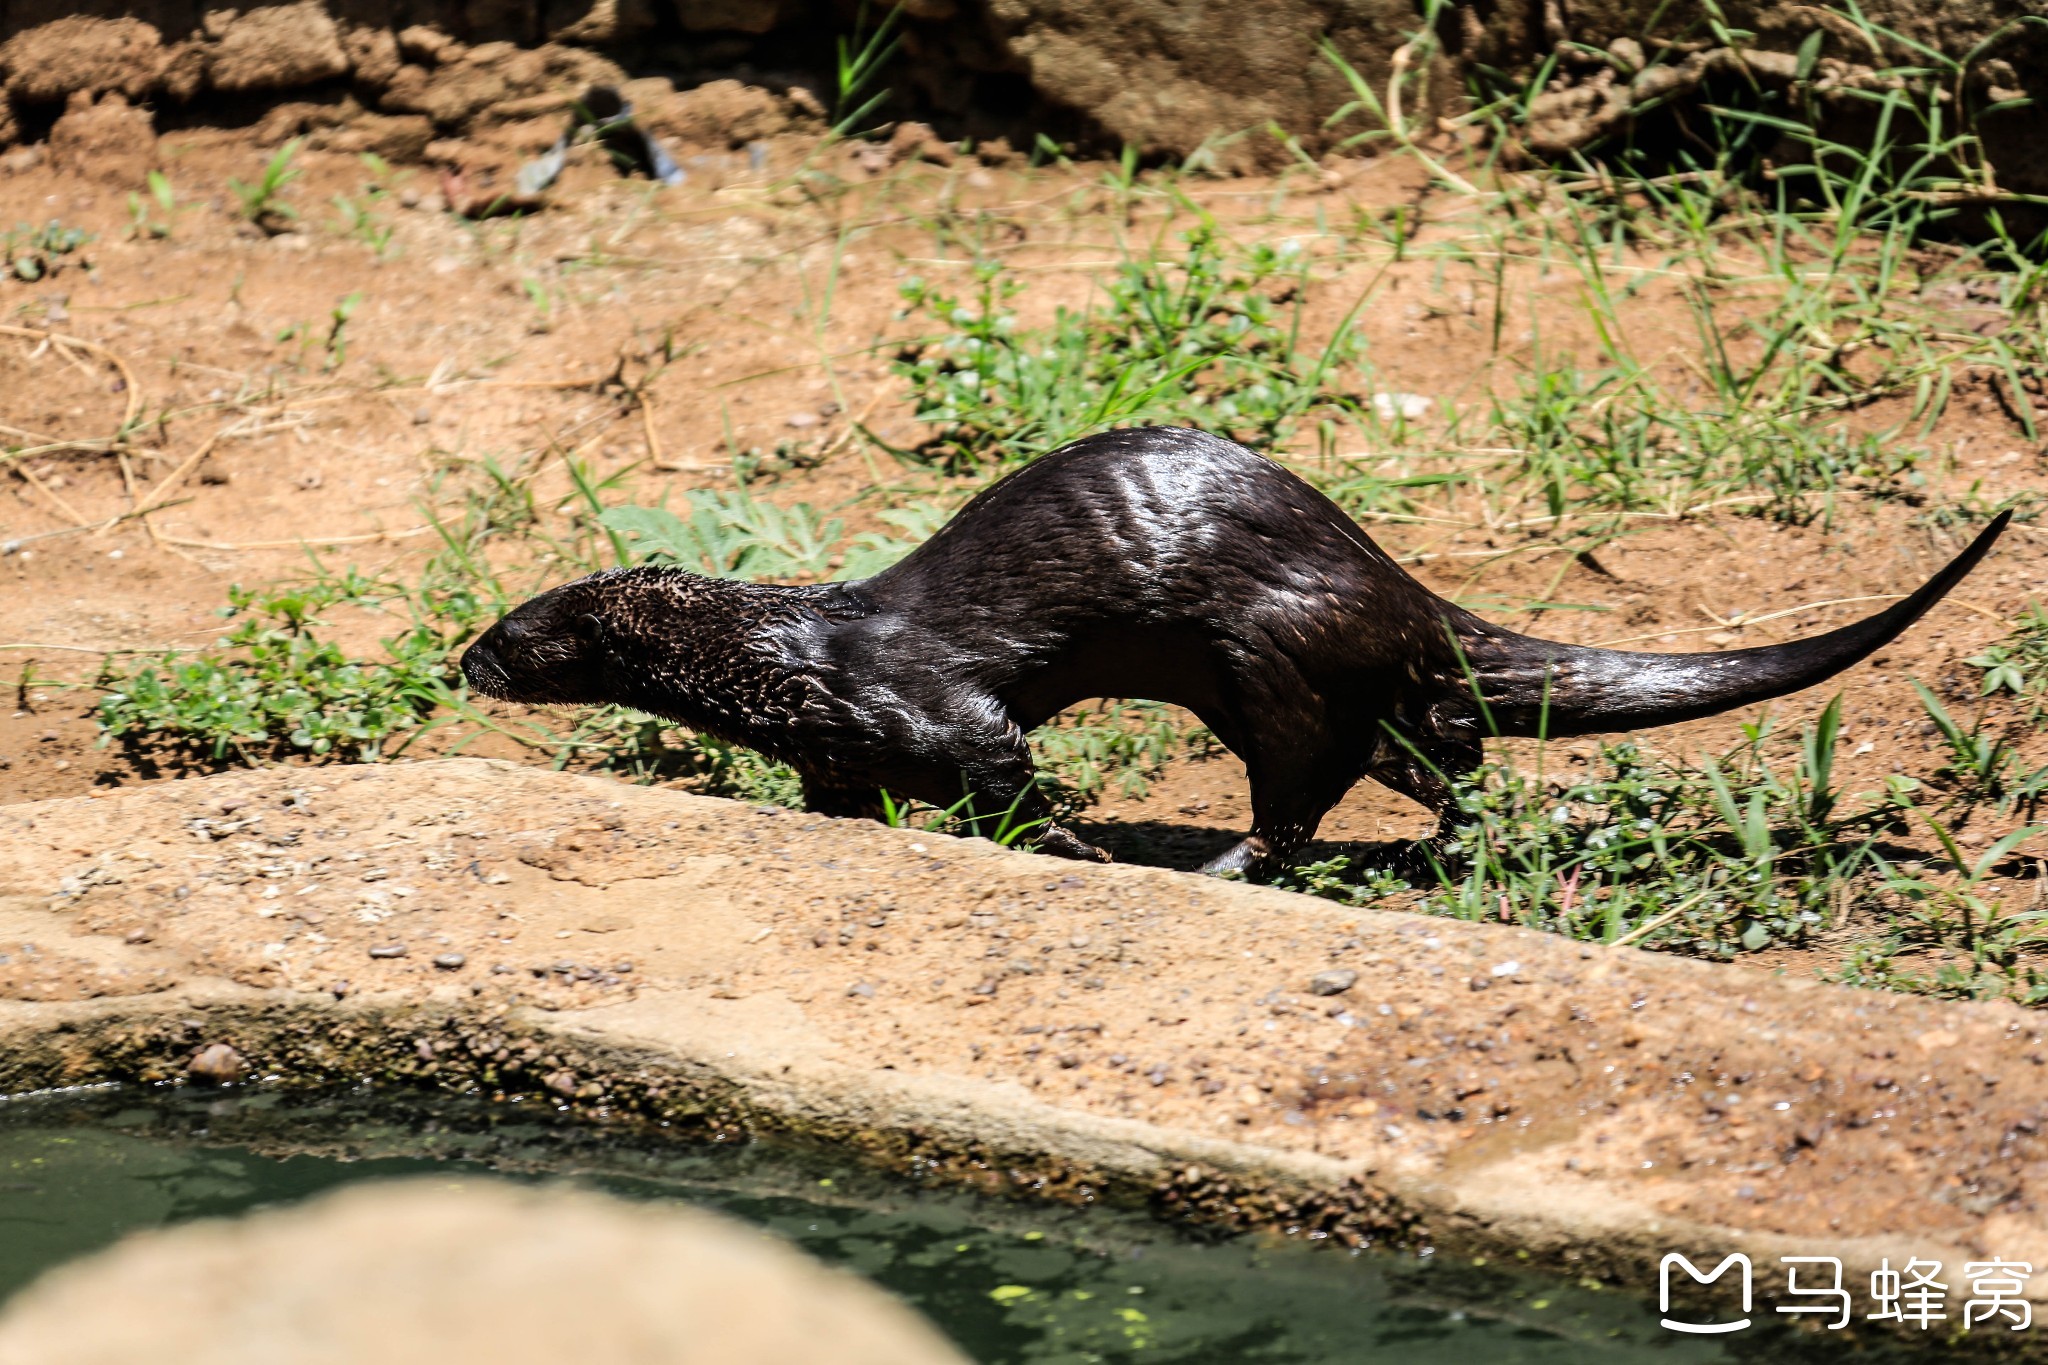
461,426 -> 2008,876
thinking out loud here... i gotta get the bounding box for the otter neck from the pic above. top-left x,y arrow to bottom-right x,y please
601,573 -> 823,755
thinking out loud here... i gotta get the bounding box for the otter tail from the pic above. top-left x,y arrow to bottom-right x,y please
1453,511 -> 2010,738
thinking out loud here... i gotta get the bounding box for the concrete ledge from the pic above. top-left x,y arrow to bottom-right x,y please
4,758 -> 2046,1345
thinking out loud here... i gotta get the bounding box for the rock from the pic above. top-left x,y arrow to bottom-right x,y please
186,1042 -> 245,1085
547,0 -> 661,45
342,25 -> 404,88
397,26 -> 465,66
638,78 -> 793,149
433,952 -> 467,970
675,0 -> 783,34
46,91 -> 157,187
368,943 -> 408,959
313,111 -> 435,162
0,1181 -> 971,1365
382,42 -> 623,127
207,3 -> 350,94
1308,969 -> 1357,997
1371,393 -> 1432,422
888,120 -> 955,165
0,18 -> 164,106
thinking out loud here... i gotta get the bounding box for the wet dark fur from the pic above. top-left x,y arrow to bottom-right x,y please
463,427 -> 2008,876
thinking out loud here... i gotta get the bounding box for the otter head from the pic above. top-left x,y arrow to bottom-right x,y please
461,567 -> 774,727
460,572 -> 625,707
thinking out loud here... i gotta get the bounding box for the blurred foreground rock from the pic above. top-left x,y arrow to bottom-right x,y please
0,1179 -> 969,1365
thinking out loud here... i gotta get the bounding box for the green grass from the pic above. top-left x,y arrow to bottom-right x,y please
228,139 -> 303,232
1283,704 -> 1880,954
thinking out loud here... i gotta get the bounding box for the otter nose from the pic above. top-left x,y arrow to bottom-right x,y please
459,630 -> 512,697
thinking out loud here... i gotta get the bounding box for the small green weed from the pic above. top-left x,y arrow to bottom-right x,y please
599,488 -> 939,580
1029,701 -> 1215,815
127,173 -> 184,241
229,139 -> 303,232
1912,680 -> 2030,809
324,292 -> 362,371
332,194 -> 396,257
830,0 -> 904,141
5,221 -> 91,281
1835,802 -> 2048,1003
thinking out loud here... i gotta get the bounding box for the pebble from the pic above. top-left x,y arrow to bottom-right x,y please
1309,969 -> 1358,997
187,1042 -> 245,1085
433,952 -> 467,970
785,411 -> 820,429
368,943 -> 408,959
1371,392 -> 1432,422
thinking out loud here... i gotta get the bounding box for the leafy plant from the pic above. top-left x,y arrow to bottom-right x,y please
893,228 -> 1361,470
1835,792 -> 2048,1003
1029,701 -> 1214,815
879,786 -> 1048,846
1913,680 -> 2024,807
324,292 -> 363,370
5,221 -> 91,281
96,577 -> 463,762
831,0 -> 905,140
1282,703 -> 1886,958
598,489 -> 938,581
1968,603 -> 2048,725
332,194 -> 396,257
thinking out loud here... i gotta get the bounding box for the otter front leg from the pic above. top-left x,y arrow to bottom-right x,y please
1194,710 -> 1358,881
798,770 -> 888,822
954,751 -> 1110,864
916,704 -> 1111,863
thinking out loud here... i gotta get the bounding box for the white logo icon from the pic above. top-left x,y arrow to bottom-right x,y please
1660,1253 -> 1752,1335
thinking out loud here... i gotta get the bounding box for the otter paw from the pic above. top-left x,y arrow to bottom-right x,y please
1037,825 -> 1112,863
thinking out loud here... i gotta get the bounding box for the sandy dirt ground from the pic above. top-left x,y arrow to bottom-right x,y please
4,757 -> 2048,1356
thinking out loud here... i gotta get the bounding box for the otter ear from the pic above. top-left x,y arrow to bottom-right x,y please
575,613 -> 607,645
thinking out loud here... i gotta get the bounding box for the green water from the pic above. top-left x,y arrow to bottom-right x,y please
0,1085 -> 1912,1363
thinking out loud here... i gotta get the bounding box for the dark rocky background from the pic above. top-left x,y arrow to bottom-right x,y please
2,0 -> 2043,191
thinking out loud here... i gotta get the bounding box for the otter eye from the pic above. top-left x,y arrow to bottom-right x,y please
576,613 -> 606,644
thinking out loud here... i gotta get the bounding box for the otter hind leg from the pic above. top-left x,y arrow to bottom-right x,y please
1366,738 -> 1482,832
1194,714 -> 1364,881
1364,737 -> 1484,872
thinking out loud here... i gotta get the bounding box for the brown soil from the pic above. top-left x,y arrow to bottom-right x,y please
1,125 -> 2044,973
